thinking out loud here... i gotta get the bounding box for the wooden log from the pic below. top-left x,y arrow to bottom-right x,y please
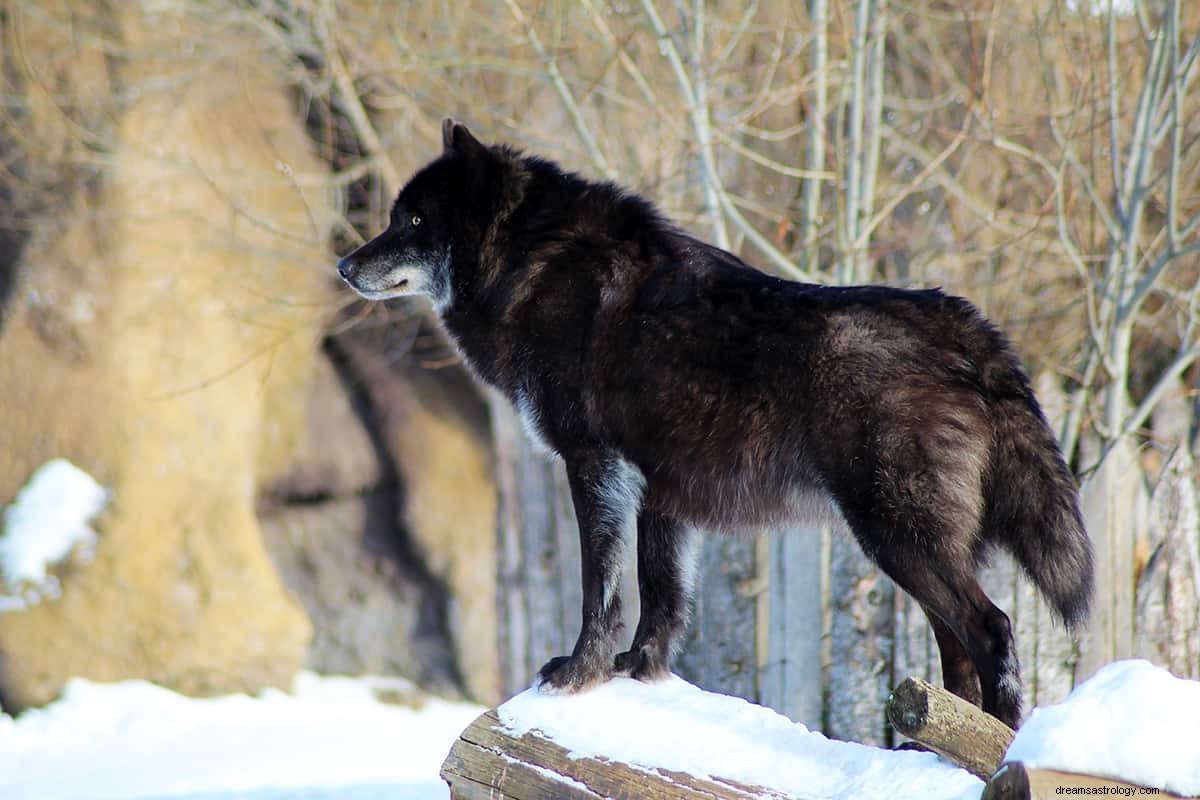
982,762 -> 1193,800
887,676 -> 1015,780
441,709 -> 791,800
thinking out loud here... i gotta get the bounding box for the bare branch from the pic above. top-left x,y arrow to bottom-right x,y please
1085,344 -> 1200,475
579,0 -> 685,140
638,0 -> 805,278
504,0 -> 616,181
855,114 -> 968,252
711,127 -> 834,180
801,0 -> 827,274
315,0 -> 401,196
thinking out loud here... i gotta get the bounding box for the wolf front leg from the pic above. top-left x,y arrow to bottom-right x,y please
536,452 -> 644,693
614,513 -> 697,681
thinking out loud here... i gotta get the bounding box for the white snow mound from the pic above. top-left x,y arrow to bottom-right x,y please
0,672 -> 483,800
1006,659 -> 1200,795
499,675 -> 982,800
0,458 -> 109,608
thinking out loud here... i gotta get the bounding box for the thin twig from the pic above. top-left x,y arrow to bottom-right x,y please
316,0 -> 401,196
638,0 -> 805,278
505,0 -> 616,180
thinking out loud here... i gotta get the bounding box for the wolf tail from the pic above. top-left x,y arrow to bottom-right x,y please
984,382 -> 1094,631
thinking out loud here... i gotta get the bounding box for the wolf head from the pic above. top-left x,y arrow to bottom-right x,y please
337,119 -> 490,311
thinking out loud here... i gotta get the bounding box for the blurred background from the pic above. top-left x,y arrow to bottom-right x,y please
0,0 -> 1196,747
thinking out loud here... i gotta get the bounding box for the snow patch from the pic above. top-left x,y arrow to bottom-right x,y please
0,458 -> 109,610
0,672 -> 483,800
1066,0 -> 1136,14
1006,659 -> 1200,795
499,675 -> 982,800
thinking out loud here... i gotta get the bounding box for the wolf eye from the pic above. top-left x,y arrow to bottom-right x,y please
411,215 -> 422,227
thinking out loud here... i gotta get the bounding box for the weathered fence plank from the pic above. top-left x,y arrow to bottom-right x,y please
1135,446 -> 1200,678
1078,436 -> 1145,682
827,533 -> 894,745
675,535 -> 760,702
1020,374 -> 1080,708
759,526 -> 825,729
893,593 -> 938,694
491,395 -> 583,698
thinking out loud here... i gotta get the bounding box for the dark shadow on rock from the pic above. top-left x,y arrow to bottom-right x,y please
0,211 -> 29,333
260,490 -> 462,697
258,306 -> 493,698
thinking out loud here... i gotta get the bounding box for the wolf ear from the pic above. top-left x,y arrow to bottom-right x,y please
442,118 -> 484,157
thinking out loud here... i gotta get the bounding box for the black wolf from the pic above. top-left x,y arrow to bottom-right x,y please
337,120 -> 1093,728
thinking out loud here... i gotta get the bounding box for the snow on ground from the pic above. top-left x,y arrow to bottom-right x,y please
4,661 -> 1199,799
0,673 -> 483,800
1006,659 -> 1200,796
500,675 -> 984,800
0,458 -> 109,612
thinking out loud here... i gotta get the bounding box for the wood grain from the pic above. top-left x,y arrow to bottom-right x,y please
887,676 -> 1015,780
982,762 -> 1193,800
441,709 -> 796,800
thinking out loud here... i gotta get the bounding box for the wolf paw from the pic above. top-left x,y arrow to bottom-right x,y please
613,644 -> 671,682
536,653 -> 612,694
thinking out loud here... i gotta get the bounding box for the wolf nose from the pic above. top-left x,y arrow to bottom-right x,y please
336,257 -> 355,281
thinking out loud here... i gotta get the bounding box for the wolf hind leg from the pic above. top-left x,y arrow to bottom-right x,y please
614,512 -> 697,681
922,606 -> 982,706
872,547 -> 1022,728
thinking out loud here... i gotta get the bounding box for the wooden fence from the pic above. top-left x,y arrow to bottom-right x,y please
490,378 -> 1200,745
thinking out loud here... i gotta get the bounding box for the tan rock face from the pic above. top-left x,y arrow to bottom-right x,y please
260,490 -> 463,696
334,326 -> 502,706
261,331 -> 502,705
0,6 -> 332,709
391,366 -> 500,705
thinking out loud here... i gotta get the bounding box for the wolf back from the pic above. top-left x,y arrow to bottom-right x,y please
337,120 -> 1094,729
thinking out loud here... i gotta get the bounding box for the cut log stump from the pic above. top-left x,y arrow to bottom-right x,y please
440,709 -> 790,800
887,677 -> 1015,780
983,762 -> 1194,799
442,676 -> 990,799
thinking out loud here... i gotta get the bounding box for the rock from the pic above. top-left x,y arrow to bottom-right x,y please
333,321 -> 502,705
0,6 -> 331,709
262,350 -> 384,503
260,492 -> 461,696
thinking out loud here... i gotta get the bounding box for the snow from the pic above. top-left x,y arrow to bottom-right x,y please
4,661 -> 1199,799
1006,659 -> 1200,795
0,673 -> 483,800
499,675 -> 983,800
1066,0 -> 1136,14
0,458 -> 110,610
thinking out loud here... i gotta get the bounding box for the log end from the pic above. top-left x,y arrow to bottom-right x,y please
888,676 -> 931,736
886,676 -> 1015,780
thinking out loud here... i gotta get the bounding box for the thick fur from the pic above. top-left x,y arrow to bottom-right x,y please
337,120 -> 1094,727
